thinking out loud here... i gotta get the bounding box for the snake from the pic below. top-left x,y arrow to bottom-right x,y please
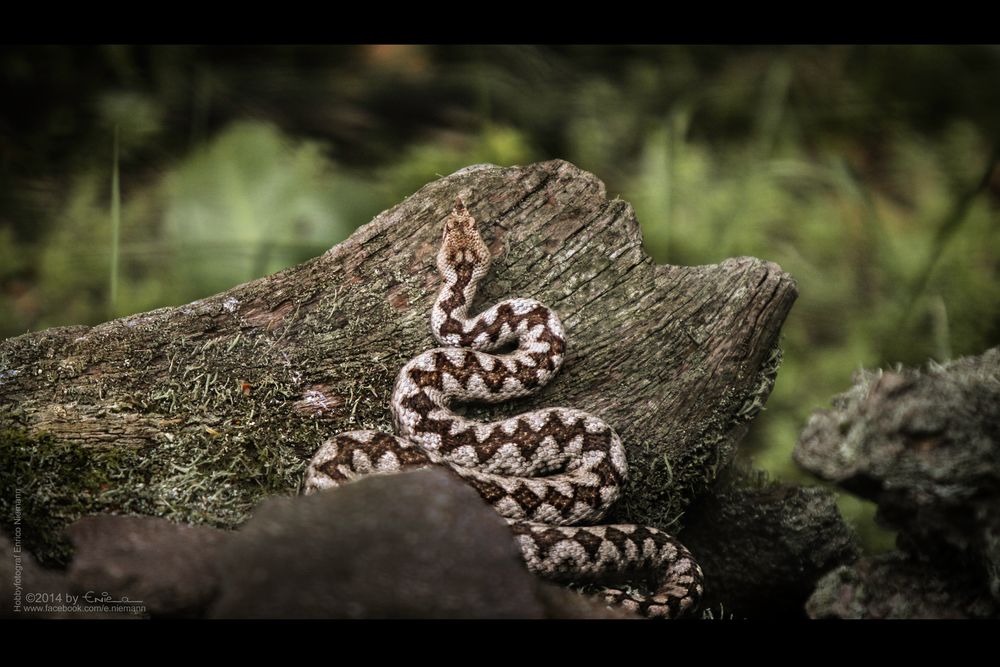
304,198 -> 704,618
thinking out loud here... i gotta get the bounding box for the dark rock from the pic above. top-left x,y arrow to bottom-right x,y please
795,348 -> 1000,602
682,465 -> 860,618
8,467 -> 633,619
66,515 -> 229,616
38,470 -> 626,619
535,582 -> 637,619
209,468 -> 552,618
0,531 -> 109,619
807,552 -> 999,619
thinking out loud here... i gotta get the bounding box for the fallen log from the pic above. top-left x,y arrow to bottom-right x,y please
1,160 -> 798,590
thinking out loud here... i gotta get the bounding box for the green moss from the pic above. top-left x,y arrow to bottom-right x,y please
0,429 -> 136,565
0,306 -> 326,562
0,420 -> 311,566
0,256 -> 432,565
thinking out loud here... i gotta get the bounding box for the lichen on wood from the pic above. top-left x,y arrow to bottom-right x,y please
0,160 -> 797,565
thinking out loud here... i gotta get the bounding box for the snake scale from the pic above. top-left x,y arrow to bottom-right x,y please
304,198 -> 704,618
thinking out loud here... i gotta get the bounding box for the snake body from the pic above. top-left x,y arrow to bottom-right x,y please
304,199 -> 703,618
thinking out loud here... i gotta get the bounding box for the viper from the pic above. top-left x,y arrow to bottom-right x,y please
305,198 -> 703,618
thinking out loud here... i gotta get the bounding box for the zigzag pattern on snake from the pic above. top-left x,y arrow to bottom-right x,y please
304,198 -> 704,618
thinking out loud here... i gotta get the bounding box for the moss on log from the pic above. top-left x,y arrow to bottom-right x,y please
0,160 -> 797,565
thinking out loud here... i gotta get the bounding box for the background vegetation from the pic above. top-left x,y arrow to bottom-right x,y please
2,45 -> 998,551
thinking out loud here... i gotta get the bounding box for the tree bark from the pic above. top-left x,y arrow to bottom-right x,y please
0,160 -> 798,564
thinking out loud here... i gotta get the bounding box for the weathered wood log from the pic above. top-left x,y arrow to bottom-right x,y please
796,347 -> 1000,618
0,160 -> 797,566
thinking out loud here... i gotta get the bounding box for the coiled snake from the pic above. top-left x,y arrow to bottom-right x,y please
304,199 -> 704,617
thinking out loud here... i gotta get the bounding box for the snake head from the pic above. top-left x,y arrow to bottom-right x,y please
438,197 -> 491,276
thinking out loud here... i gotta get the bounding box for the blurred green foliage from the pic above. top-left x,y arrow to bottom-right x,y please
2,46 -> 998,552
